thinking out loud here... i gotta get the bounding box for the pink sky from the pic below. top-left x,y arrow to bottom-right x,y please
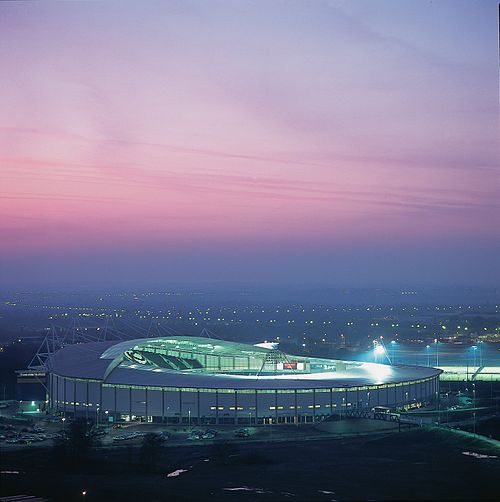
0,1 -> 498,287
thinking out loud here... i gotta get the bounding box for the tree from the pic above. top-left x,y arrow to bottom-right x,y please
53,418 -> 95,470
139,433 -> 162,472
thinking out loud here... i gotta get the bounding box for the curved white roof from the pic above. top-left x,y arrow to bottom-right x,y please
49,336 -> 442,389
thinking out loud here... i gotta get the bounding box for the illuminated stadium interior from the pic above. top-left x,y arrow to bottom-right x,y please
109,337 -> 343,376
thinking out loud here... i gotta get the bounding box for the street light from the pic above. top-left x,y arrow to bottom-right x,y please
426,345 -> 431,367
472,346 -> 478,370
434,339 -> 439,366
367,392 -> 370,409
96,406 -> 100,430
188,410 -> 191,430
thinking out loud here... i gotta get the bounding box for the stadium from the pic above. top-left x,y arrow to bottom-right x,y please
47,336 -> 442,425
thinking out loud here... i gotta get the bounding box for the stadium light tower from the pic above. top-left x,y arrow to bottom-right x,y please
472,345 -> 477,370
373,341 -> 385,363
390,340 -> 397,365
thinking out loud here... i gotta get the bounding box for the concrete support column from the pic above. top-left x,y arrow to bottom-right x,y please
275,390 -> 278,424
50,374 -> 54,411
129,387 -> 132,420
313,389 -> 316,421
63,377 -> 66,415
179,389 -> 183,424
197,390 -> 200,424
215,390 -> 219,425
295,389 -> 299,424
234,391 -> 238,424
162,388 -> 165,423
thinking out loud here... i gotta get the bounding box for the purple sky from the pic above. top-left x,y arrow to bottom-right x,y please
0,0 -> 498,289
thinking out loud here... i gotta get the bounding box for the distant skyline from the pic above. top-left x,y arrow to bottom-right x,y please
0,0 -> 498,289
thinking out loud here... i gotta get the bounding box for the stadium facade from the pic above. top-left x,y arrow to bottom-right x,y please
47,336 -> 442,424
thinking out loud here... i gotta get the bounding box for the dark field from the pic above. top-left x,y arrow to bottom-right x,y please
1,428 -> 499,501
461,416 -> 500,441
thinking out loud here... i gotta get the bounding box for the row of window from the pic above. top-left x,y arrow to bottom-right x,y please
206,404 -> 353,411
53,376 -> 437,394
54,401 -> 100,407
53,400 -> 359,410
53,390 -> 433,404
96,382 -> 435,393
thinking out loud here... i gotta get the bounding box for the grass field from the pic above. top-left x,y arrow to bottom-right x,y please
1,428 -> 499,501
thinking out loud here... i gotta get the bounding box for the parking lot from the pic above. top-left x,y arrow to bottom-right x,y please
0,416 -> 261,450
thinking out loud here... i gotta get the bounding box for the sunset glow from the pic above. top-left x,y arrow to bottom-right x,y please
0,1 -> 498,287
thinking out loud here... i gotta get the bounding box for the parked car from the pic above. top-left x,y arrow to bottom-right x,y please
234,428 -> 250,437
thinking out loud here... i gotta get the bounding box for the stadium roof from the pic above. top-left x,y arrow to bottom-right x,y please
49,336 -> 442,389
